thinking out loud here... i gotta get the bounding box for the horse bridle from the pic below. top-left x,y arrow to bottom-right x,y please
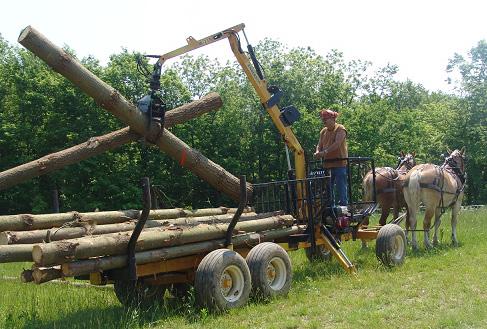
374,155 -> 415,182
396,155 -> 415,172
442,153 -> 466,184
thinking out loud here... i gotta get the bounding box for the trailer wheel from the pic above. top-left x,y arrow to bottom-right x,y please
305,244 -> 332,262
376,224 -> 406,267
194,249 -> 251,312
113,279 -> 166,308
246,242 -> 292,299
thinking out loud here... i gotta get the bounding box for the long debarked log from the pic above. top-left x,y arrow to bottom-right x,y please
0,206 -> 248,232
62,225 -> 305,276
1,211 -> 283,245
18,26 -> 252,201
0,93 -> 222,191
32,215 -> 294,266
0,244 -> 33,262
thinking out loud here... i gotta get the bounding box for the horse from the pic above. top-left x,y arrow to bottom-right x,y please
363,152 -> 416,226
402,148 -> 466,250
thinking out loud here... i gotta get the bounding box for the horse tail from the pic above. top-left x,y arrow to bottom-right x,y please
363,171 -> 373,201
403,169 -> 421,213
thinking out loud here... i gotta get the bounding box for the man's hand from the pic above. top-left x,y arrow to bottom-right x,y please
313,149 -> 327,159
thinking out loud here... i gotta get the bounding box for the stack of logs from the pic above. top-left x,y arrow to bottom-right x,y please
0,207 -> 302,284
0,27 -> 304,286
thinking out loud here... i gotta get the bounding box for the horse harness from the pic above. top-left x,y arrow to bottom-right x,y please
375,157 -> 414,195
418,161 -> 466,214
375,167 -> 399,194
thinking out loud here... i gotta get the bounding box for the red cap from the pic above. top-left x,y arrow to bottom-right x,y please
320,109 -> 338,120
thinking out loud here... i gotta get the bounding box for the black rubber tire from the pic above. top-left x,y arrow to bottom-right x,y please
305,244 -> 332,262
194,249 -> 251,312
246,242 -> 292,299
113,279 -> 167,308
376,223 -> 406,267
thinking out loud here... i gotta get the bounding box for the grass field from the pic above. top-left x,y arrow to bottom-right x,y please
1,208 -> 486,329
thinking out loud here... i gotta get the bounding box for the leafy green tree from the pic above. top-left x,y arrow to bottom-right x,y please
447,40 -> 487,203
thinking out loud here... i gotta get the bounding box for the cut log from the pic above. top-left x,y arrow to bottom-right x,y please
33,215 -> 294,266
62,225 -> 305,276
153,129 -> 252,202
0,207 -> 245,232
0,93 -> 222,191
18,26 -> 252,201
1,211 -> 279,245
20,269 -> 34,283
32,266 -> 63,284
0,244 -> 33,262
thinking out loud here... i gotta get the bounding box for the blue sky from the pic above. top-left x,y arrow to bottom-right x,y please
1,0 -> 486,92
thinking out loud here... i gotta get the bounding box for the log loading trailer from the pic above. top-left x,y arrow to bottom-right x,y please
2,24 -> 407,312
92,24 -> 407,311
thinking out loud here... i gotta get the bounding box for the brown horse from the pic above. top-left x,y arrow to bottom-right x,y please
403,148 -> 466,250
363,152 -> 416,226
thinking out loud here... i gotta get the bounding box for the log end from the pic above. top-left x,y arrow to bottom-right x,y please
32,244 -> 44,265
20,269 -> 34,283
18,25 -> 33,43
0,232 -> 10,245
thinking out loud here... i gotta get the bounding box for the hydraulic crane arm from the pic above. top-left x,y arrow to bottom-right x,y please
150,23 -> 306,181
225,30 -> 306,181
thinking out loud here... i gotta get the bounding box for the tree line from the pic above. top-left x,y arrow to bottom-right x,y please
0,35 -> 486,214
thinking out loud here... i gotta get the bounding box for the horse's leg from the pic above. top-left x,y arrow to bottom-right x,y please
379,207 -> 390,227
423,207 -> 434,249
403,183 -> 418,250
361,216 -> 370,249
409,209 -> 418,250
432,208 -> 443,246
451,200 -> 461,247
392,206 -> 400,222
405,208 -> 410,245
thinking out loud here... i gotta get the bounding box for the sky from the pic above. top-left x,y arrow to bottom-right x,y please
1,0 -> 486,92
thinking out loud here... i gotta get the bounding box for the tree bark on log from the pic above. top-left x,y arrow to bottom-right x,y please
18,26 -> 252,201
1,211 -> 280,245
32,215 -> 294,266
0,244 -> 33,262
0,93 -> 222,191
62,225 -> 304,277
0,207 -> 246,232
32,266 -> 63,284
21,269 -> 34,283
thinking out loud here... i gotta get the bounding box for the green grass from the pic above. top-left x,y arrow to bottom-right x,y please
1,208 -> 486,329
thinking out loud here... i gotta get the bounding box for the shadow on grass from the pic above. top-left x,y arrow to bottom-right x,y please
406,241 -> 462,259
11,294 -> 210,329
292,258 -> 348,284
8,242 -> 467,328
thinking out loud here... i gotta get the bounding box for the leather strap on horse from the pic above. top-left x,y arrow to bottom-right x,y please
375,168 -> 397,195
419,165 -> 465,214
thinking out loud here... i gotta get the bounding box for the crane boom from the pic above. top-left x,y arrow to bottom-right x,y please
150,24 -> 306,181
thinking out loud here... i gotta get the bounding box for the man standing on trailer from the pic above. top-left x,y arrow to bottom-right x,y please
313,109 -> 349,206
